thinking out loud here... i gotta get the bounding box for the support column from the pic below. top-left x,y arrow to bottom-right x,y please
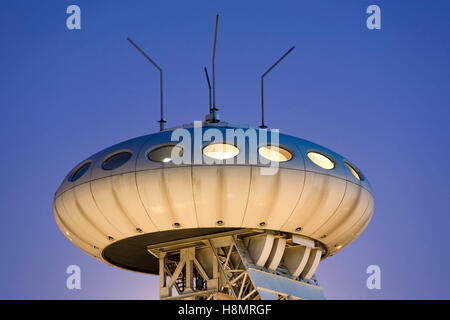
159,251 -> 170,298
247,234 -> 275,266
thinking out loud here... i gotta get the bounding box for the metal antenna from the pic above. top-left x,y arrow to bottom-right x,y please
204,67 -> 212,111
127,37 -> 166,131
260,46 -> 295,129
209,14 -> 220,122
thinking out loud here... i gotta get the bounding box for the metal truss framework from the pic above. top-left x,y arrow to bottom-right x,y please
147,229 -> 325,300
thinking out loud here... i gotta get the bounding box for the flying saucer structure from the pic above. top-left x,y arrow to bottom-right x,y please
53,16 -> 374,300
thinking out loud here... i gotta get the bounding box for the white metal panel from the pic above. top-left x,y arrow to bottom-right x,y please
281,172 -> 346,235
312,183 -> 370,242
136,167 -> 198,230
192,165 -> 251,227
55,193 -> 109,247
242,168 -> 304,229
90,173 -> 158,234
330,195 -> 374,251
54,207 -> 99,257
71,183 -> 125,240
53,203 -> 93,249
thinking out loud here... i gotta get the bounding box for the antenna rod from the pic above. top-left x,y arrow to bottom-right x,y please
204,67 -> 212,111
127,37 -> 166,131
211,14 -> 219,121
260,46 -> 295,129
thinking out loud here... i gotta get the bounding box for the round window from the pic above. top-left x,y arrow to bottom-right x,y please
203,144 -> 239,160
258,145 -> 292,162
344,161 -> 362,180
69,161 -> 91,182
307,152 -> 334,169
102,151 -> 133,170
148,145 -> 183,163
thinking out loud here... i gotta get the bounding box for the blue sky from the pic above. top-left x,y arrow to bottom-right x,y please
0,0 -> 449,299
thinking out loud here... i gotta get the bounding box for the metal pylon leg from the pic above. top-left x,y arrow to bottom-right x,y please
207,238 -> 261,300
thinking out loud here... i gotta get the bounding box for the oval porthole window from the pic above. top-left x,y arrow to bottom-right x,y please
258,145 -> 292,162
344,161 -> 362,180
148,145 -> 183,163
203,143 -> 239,160
102,151 -> 133,170
307,151 -> 334,169
69,161 -> 91,182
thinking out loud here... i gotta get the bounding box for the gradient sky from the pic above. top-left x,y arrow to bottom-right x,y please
0,0 -> 449,299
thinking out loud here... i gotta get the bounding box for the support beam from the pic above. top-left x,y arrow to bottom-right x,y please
266,237 -> 286,271
283,246 -> 311,278
185,248 -> 194,292
207,239 -> 238,299
301,248 -> 322,280
247,234 -> 275,266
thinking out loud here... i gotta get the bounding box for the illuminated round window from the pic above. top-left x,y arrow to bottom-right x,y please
203,143 -> 239,160
69,161 -> 91,182
148,145 -> 183,163
258,145 -> 292,162
102,151 -> 133,170
345,162 -> 361,180
307,152 -> 334,169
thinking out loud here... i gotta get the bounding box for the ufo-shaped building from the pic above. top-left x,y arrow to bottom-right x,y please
53,16 -> 373,300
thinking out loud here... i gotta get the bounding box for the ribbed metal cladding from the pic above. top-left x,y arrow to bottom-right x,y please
53,123 -> 374,271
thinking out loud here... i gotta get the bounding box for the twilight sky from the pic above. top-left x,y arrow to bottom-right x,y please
0,0 -> 449,299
